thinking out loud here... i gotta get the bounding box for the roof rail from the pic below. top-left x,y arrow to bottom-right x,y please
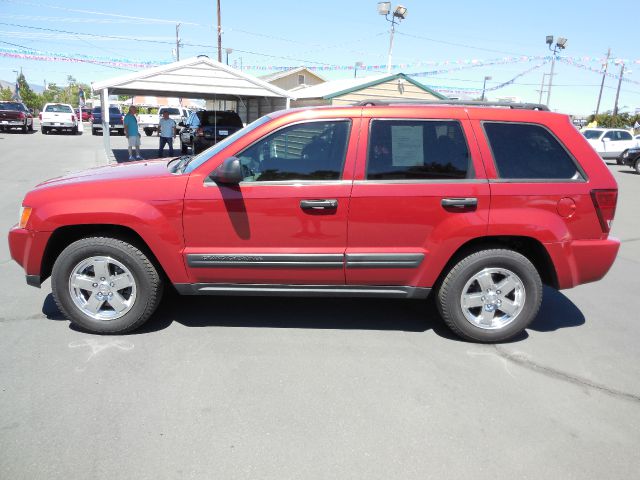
355,99 -> 549,111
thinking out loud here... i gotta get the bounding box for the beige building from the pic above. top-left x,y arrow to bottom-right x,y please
290,73 -> 447,107
260,67 -> 326,91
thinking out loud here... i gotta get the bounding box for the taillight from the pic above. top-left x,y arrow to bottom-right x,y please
196,127 -> 204,137
590,189 -> 617,233
18,112 -> 26,119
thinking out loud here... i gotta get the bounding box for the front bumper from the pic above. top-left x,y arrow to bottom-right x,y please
622,152 -> 640,166
545,237 -> 620,289
7,226 -> 52,288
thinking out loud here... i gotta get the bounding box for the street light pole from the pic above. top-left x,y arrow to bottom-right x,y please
354,61 -> 364,78
537,73 -> 549,104
225,48 -> 233,65
377,3 -> 407,74
613,61 -> 625,116
545,35 -> 567,108
216,0 -> 222,63
175,23 -> 181,61
594,48 -> 611,119
480,76 -> 491,101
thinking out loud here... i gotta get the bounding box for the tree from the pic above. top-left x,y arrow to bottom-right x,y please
0,86 -> 12,101
586,113 -> 640,129
16,73 -> 42,110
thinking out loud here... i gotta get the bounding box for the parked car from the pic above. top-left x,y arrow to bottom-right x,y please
179,110 -> 244,154
39,103 -> 78,135
91,106 -> 124,135
582,128 -> 639,160
0,101 -> 33,133
9,101 -> 620,342
80,107 -> 92,122
620,146 -> 640,173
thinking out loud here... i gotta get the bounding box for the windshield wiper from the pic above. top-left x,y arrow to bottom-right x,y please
167,155 -> 192,174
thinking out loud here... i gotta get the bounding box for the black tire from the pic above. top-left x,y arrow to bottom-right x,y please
92,128 -> 98,135
635,158 -> 640,175
28,122 -> 33,132
22,123 -> 28,133
144,128 -> 153,137
41,127 -> 48,135
181,141 -> 188,154
616,151 -> 625,165
437,249 -> 542,343
51,237 -> 164,334
72,126 -> 78,135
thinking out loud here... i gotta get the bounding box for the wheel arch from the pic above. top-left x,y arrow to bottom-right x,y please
40,224 -> 171,286
434,235 -> 558,290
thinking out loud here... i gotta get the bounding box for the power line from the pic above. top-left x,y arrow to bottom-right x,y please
396,32 -> 531,57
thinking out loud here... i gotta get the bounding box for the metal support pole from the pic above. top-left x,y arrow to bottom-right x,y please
594,48 -> 611,118
613,63 -> 625,116
101,88 -> 113,163
546,49 -> 556,107
386,21 -> 396,74
175,23 -> 180,61
538,73 -> 548,104
481,77 -> 488,101
217,0 -> 222,62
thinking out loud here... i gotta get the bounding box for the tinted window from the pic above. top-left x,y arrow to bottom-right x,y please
583,130 -> 602,140
618,131 -> 632,141
109,107 -> 121,115
484,122 -> 581,180
603,131 -> 616,140
198,111 -> 243,127
237,120 -> 350,182
0,102 -> 25,111
160,108 -> 180,115
45,104 -> 72,113
366,120 -> 470,180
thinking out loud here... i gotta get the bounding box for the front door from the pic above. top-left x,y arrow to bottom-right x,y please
182,118 -> 359,286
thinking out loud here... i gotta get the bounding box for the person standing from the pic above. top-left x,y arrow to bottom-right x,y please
158,110 -> 177,157
123,106 -> 143,161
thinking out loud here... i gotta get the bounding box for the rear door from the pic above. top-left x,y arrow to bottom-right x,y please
345,109 -> 490,290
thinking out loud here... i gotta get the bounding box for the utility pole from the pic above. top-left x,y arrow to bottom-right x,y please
175,23 -> 181,61
217,0 -> 222,63
537,73 -> 549,104
613,61 -> 625,116
594,48 -> 611,118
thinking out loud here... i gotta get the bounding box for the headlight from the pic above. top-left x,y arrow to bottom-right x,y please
18,206 -> 32,228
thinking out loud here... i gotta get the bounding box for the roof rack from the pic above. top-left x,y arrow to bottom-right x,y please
355,99 -> 549,111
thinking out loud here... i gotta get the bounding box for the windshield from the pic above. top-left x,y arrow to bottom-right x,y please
45,104 -> 73,113
0,102 -> 25,111
198,111 -> 243,127
583,130 -> 602,140
184,115 -> 272,173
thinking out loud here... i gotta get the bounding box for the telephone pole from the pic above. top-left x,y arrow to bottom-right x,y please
175,23 -> 181,61
613,61 -> 625,116
216,0 -> 222,63
594,48 -> 611,118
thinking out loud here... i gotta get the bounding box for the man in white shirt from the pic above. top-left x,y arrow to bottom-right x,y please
158,110 -> 177,157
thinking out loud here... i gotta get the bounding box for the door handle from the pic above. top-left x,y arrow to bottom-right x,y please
300,199 -> 338,210
441,197 -> 478,208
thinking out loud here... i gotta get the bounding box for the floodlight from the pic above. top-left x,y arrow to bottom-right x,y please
546,35 -> 553,45
377,2 -> 391,15
394,5 -> 408,19
556,37 -> 568,48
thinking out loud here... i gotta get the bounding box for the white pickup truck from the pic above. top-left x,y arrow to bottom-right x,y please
138,106 -> 189,136
39,103 -> 79,135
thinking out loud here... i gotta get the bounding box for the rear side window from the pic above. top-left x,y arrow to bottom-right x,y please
366,120 -> 470,180
582,130 -> 602,140
484,122 -> 582,180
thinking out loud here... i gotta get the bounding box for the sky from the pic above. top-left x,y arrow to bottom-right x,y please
1,0 -> 639,116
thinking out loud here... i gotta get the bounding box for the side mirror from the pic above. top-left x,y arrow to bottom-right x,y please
602,137 -> 611,142
212,157 -> 243,184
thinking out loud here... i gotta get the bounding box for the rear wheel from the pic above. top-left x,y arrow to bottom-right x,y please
181,141 -> 188,154
21,123 -> 28,133
437,249 -> 542,343
41,127 -> 48,135
635,158 -> 640,174
51,237 -> 163,334
92,128 -> 98,135
72,126 -> 78,135
144,128 -> 153,136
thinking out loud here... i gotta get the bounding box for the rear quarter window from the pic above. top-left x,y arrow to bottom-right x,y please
483,122 -> 583,180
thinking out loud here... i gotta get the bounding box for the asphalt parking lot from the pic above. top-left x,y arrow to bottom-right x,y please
1,122 -> 639,479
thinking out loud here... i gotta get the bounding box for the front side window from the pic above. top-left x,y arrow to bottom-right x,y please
582,130 -> 602,140
237,120 -> 350,182
366,120 -> 470,180
618,131 -> 633,141
484,122 -> 582,180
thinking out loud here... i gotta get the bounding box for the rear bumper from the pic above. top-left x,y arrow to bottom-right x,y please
7,226 -> 52,288
0,120 -> 25,126
546,237 -> 620,289
42,121 -> 75,128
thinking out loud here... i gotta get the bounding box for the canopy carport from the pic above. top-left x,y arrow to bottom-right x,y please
91,56 -> 295,161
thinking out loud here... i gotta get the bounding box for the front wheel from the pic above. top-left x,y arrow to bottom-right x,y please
437,249 -> 542,343
635,158 -> 640,175
51,237 -> 163,334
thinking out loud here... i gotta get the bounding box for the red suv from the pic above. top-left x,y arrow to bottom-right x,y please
8,101 -> 619,342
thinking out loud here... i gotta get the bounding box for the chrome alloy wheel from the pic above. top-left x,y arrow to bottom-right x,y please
460,267 -> 526,330
68,256 -> 137,321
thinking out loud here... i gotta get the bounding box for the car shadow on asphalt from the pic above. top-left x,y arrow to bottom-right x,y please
112,148 -> 178,163
41,285 -> 585,342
